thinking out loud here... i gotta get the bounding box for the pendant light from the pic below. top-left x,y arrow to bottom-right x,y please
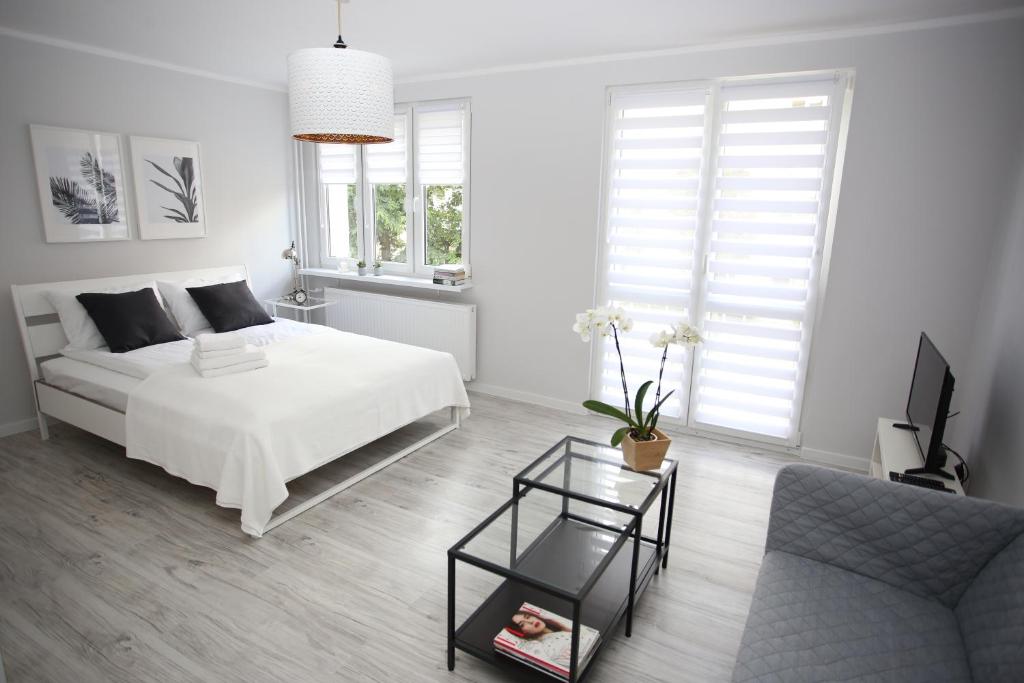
288,0 -> 394,144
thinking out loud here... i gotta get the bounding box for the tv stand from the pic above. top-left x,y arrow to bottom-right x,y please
870,418 -> 964,495
904,465 -> 956,481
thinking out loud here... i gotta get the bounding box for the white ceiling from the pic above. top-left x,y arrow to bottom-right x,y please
1,0 -> 1021,87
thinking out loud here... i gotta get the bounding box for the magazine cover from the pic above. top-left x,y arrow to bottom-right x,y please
493,602 -> 600,679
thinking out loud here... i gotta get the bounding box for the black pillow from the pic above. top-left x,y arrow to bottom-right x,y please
186,280 -> 274,333
76,288 -> 186,353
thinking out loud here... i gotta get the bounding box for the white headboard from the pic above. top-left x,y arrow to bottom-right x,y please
11,265 -> 250,383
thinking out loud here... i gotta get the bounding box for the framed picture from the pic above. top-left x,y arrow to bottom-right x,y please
29,125 -> 131,243
130,136 -> 207,239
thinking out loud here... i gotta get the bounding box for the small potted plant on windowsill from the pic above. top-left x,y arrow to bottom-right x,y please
574,307 -> 702,471
372,260 -> 383,276
357,260 -> 367,276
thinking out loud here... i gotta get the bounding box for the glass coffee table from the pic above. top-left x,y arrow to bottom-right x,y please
447,436 -> 678,681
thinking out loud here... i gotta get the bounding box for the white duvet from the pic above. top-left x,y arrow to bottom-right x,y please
68,320 -> 470,537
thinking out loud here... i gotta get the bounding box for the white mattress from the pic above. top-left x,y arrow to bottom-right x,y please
41,356 -> 140,413
62,317 -> 328,379
42,318 -> 329,409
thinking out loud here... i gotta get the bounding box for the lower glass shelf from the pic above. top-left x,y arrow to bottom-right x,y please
453,516 -> 661,681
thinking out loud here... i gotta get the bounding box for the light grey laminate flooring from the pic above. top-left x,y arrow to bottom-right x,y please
0,393 -> 804,682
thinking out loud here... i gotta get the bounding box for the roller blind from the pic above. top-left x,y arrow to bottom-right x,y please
416,103 -> 466,185
595,72 -> 849,445
364,114 -> 408,184
318,144 -> 358,184
691,76 -> 840,440
597,87 -> 708,418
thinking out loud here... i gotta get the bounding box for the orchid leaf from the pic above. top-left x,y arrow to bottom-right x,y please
610,426 -> 630,448
634,380 -> 653,430
582,400 -> 636,428
643,390 -> 676,430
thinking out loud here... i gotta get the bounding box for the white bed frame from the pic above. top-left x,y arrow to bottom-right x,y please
11,265 -> 460,535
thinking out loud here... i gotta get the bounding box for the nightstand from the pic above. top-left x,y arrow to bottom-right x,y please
264,296 -> 337,324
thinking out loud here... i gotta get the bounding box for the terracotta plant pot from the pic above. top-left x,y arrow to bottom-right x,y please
621,428 -> 671,471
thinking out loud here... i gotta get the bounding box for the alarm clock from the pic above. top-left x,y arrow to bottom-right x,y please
292,289 -> 309,305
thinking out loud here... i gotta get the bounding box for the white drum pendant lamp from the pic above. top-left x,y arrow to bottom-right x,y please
288,0 -> 394,144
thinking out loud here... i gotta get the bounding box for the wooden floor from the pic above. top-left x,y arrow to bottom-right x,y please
0,393 -> 802,683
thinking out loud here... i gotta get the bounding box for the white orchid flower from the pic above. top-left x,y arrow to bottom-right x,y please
573,307 -> 634,342
650,330 -> 672,348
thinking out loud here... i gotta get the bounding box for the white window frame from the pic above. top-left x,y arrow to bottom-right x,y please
366,104 -> 414,273
411,98 -> 472,277
314,98 -> 471,278
590,70 -> 854,450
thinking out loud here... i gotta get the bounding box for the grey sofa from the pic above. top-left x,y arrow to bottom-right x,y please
732,464 -> 1024,683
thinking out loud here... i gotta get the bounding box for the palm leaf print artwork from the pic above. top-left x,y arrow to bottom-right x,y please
48,152 -> 120,224
147,156 -> 199,223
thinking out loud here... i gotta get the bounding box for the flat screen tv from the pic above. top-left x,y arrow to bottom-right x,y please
899,332 -> 955,479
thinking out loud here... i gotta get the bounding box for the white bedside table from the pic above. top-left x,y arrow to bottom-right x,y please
264,296 -> 337,324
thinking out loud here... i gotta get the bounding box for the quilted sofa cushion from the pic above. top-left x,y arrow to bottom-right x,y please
732,550 -> 971,683
955,534 -> 1024,682
765,465 -> 1024,607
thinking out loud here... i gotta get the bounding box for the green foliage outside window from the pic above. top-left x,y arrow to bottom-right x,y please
374,184 -> 407,263
347,184 -> 358,258
424,185 -> 463,266
337,182 -> 464,266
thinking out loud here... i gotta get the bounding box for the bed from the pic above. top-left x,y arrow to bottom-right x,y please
12,266 -> 470,537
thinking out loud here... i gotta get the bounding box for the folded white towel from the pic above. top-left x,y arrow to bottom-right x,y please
194,345 -> 254,360
191,357 -> 269,378
190,344 -> 266,371
194,332 -> 244,352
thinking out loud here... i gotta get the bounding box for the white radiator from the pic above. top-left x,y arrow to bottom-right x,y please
323,287 -> 476,381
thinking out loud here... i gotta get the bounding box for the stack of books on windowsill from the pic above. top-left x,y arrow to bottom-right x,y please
433,265 -> 466,286
492,602 -> 600,680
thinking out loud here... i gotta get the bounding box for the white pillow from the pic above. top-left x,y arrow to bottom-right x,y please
46,281 -> 161,352
158,274 -> 245,336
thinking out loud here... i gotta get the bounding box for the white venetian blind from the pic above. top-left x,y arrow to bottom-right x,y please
318,143 -> 358,184
416,104 -> 466,185
364,114 -> 408,184
597,88 -> 708,418
692,76 -> 840,440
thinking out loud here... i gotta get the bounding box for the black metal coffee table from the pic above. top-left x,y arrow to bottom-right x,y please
447,436 -> 678,681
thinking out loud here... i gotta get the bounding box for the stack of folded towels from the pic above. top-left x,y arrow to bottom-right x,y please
191,332 -> 268,378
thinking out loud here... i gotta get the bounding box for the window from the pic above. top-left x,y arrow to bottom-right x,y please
595,72 -> 852,446
316,99 -> 470,275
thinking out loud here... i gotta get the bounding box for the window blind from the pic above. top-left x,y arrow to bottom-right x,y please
364,114 -> 408,184
597,88 -> 708,418
692,76 -> 839,440
416,104 -> 466,185
318,144 -> 358,184
594,73 -> 849,446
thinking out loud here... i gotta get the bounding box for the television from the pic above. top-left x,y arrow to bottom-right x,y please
897,332 -> 955,480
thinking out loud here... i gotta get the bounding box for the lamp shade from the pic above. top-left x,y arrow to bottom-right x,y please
287,47 -> 394,144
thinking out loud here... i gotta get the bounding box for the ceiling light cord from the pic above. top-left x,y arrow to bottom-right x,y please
333,0 -> 347,48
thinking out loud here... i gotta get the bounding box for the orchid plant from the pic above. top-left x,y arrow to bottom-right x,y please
574,307 -> 703,447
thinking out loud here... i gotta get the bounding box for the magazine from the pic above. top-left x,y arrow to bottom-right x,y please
492,602 -> 600,680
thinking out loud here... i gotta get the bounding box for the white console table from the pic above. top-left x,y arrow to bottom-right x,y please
870,418 -> 964,495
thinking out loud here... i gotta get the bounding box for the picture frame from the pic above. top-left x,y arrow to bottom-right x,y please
29,124 -> 131,243
130,136 -> 207,240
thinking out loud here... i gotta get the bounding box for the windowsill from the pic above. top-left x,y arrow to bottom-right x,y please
299,267 -> 473,292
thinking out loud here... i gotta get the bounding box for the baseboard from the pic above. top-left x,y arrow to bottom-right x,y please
801,446 -> 870,472
467,382 -> 586,415
0,416 -> 40,438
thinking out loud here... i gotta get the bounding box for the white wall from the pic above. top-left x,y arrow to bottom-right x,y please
0,34 -> 294,432
956,136 -> 1024,506
393,18 -> 1024,464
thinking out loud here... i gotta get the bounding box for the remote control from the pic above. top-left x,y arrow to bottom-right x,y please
889,471 -> 953,493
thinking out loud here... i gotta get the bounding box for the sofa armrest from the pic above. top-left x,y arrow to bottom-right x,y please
765,464 -> 1024,606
